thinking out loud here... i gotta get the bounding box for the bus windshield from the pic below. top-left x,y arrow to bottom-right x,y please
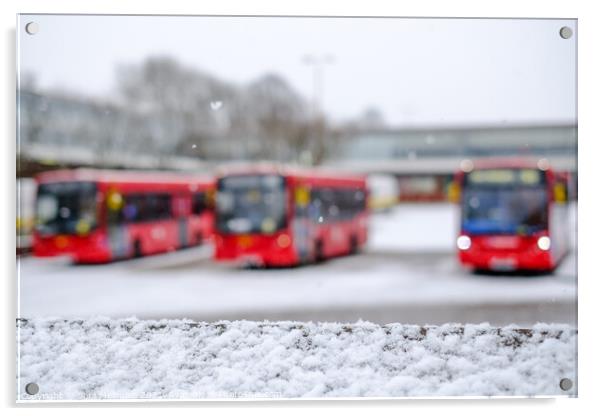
461,187 -> 548,235
35,182 -> 98,235
216,174 -> 287,234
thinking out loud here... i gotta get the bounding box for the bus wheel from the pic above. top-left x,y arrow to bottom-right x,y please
349,235 -> 359,255
315,241 -> 325,263
196,233 -> 203,246
133,240 -> 143,258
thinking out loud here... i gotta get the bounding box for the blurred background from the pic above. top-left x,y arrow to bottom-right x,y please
17,15 -> 577,326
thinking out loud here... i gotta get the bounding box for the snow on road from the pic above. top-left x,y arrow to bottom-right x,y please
17,203 -> 577,325
17,318 -> 577,400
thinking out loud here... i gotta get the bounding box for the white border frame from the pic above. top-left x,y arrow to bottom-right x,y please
3,0 -> 599,414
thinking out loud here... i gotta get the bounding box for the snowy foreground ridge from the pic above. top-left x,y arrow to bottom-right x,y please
17,318 -> 577,400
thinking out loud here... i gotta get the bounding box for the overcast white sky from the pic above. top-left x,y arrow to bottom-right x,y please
18,15 -> 576,127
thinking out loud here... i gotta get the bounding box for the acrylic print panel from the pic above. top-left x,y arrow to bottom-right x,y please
16,15 -> 577,400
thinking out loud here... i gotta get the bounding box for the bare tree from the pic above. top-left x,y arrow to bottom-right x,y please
117,56 -> 238,159
20,57 -> 343,168
245,73 -> 311,161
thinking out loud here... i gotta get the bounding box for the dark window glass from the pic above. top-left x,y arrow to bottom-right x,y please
309,187 -> 366,224
121,193 -> 172,223
192,192 -> 206,214
216,175 -> 286,234
461,187 -> 548,235
36,181 -> 98,235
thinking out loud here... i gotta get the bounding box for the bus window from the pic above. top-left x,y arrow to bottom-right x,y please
192,192 -> 206,214
309,190 -> 323,223
121,195 -> 142,223
216,175 -> 286,234
462,185 -> 548,235
149,194 -> 172,220
310,188 -> 335,223
352,188 -> 366,215
120,193 -> 172,223
36,182 -> 98,236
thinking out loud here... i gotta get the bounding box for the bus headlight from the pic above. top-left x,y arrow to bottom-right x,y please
457,235 -> 471,250
537,236 -> 551,251
276,234 -> 291,248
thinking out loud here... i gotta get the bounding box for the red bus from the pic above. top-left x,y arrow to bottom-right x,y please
32,169 -> 214,264
452,158 -> 570,272
214,165 -> 369,267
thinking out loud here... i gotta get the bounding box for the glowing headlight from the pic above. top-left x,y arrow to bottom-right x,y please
537,158 -> 550,171
457,235 -> 471,250
537,236 -> 551,251
460,159 -> 474,173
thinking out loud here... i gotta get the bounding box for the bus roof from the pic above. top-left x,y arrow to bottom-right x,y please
460,157 -> 558,172
35,168 -> 214,186
216,163 -> 367,186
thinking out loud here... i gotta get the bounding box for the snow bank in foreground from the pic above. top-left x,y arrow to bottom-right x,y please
17,318 -> 576,400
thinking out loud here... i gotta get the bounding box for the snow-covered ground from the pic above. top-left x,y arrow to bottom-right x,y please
18,203 -> 577,326
17,318 -> 577,400
367,203 -> 457,252
16,204 -> 578,400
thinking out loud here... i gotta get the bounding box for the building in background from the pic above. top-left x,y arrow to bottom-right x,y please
325,125 -> 577,201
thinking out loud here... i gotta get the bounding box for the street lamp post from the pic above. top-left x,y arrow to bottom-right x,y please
301,54 -> 334,165
302,54 -> 335,122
